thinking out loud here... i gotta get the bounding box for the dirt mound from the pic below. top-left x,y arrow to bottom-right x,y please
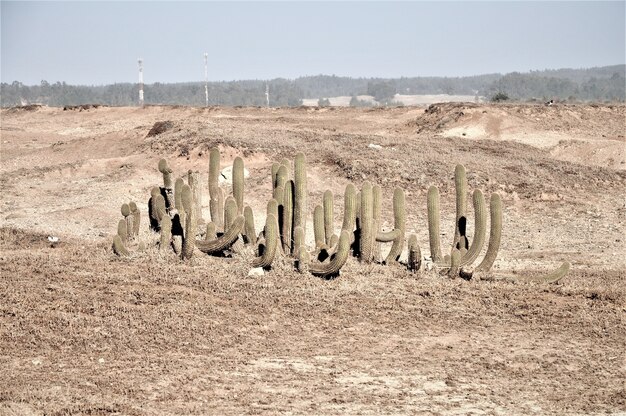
146,120 -> 175,137
5,104 -> 44,113
62,104 -> 107,111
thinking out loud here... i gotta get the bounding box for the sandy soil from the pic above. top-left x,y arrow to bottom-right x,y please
1,103 -> 625,415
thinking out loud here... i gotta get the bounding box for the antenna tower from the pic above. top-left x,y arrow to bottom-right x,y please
138,58 -> 144,108
204,53 -> 209,107
265,83 -> 270,107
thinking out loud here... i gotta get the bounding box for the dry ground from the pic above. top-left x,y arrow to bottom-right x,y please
1,103 -> 625,415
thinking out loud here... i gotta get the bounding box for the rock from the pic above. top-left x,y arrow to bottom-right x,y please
247,267 -> 264,277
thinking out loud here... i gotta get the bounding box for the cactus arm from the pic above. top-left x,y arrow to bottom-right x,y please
196,215 -> 244,254
309,230 -> 350,277
475,193 -> 502,273
384,188 -> 406,265
460,189 -> 487,267
252,214 -> 278,268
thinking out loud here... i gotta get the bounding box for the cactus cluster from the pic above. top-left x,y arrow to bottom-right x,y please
111,151 -> 569,284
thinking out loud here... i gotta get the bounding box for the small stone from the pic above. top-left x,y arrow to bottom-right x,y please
247,267 -> 264,277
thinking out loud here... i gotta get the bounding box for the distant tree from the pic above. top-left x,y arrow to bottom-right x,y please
491,92 -> 509,102
367,80 -> 396,103
318,97 -> 331,107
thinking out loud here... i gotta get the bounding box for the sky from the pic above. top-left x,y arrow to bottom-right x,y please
1,1 -> 625,85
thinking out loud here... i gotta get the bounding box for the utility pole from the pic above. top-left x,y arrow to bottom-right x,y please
204,52 -> 209,107
138,58 -> 144,108
265,83 -> 270,108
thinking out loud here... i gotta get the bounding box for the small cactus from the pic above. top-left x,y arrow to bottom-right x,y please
453,164 -> 468,251
293,153 -> 308,240
233,157 -> 245,215
224,196 -> 238,231
313,205 -> 325,248
308,230 -> 351,278
129,201 -> 140,237
407,234 -> 421,273
323,190 -> 334,247
208,147 -> 224,230
181,184 -> 196,259
377,188 -> 406,265
158,158 -> 175,209
243,206 -> 256,245
196,215 -> 245,254
359,181 -> 374,263
427,186 -> 444,263
475,193 -> 502,273
112,235 -> 130,257
282,180 -> 294,254
460,190 -> 486,267
160,214 -> 172,253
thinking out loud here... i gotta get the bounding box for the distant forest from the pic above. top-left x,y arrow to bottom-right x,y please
1,65 -> 624,107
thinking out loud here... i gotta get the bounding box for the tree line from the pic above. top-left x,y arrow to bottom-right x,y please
1,65 -> 623,107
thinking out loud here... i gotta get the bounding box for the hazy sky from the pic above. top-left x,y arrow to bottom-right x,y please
2,1 -> 624,85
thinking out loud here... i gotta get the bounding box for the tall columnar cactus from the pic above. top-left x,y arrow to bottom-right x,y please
280,158 -> 291,179
448,247 -> 461,278
252,213 -> 278,268
372,185 -> 382,263
224,196 -> 238,232
158,158 -> 175,209
206,222 -> 217,241
359,181 -> 374,263
174,178 -> 186,230
323,190 -> 334,247
407,234 -> 421,273
460,189 -> 486,267
188,170 -> 203,223
453,164 -> 468,251
293,225 -> 305,257
376,188 -> 406,265
233,157 -> 245,215
282,180 -> 294,254
129,201 -> 140,237
427,186 -> 444,263
293,153 -> 308,241
271,162 -> 280,191
243,205 -> 257,245
208,147 -> 224,231
341,184 -> 357,242
313,205 -> 325,248
475,193 -> 502,273
308,230 -> 351,278
181,184 -> 196,259
160,214 -> 172,253
274,165 -> 288,200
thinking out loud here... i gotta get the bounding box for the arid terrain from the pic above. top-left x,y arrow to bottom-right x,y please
1,102 -> 625,415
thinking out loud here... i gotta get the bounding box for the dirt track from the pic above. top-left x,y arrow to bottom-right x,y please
1,103 -> 625,415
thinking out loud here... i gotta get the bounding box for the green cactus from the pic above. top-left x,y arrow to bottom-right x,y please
293,225 -> 305,256
453,164 -> 468,250
112,235 -> 130,257
243,206 -> 257,245
252,214 -> 278,268
282,180 -> 294,254
266,198 -> 279,227
181,184 -> 196,259
206,222 -> 217,241
273,185 -> 284,207
158,158 -> 174,209
117,219 -> 128,245
233,157 -> 245,214
196,215 -> 245,254
427,186 -> 444,263
174,178 -> 186,230
188,170 -> 203,223
271,162 -> 280,190
274,165 -> 288,200
407,234 -> 421,273
377,188 -> 406,265
121,203 -> 133,240
448,247 -> 461,278
323,190 -> 334,246
280,158 -> 291,178
372,185 -> 382,263
460,190 -> 486,267
296,246 -> 310,274
160,214 -> 172,253
224,196 -> 238,231
313,205 -> 326,248
359,181 -> 374,263
129,201 -> 140,237
293,153 -> 308,239
208,147 -> 224,230
475,193 -> 502,273
341,183 -> 357,238
309,230 -> 351,278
